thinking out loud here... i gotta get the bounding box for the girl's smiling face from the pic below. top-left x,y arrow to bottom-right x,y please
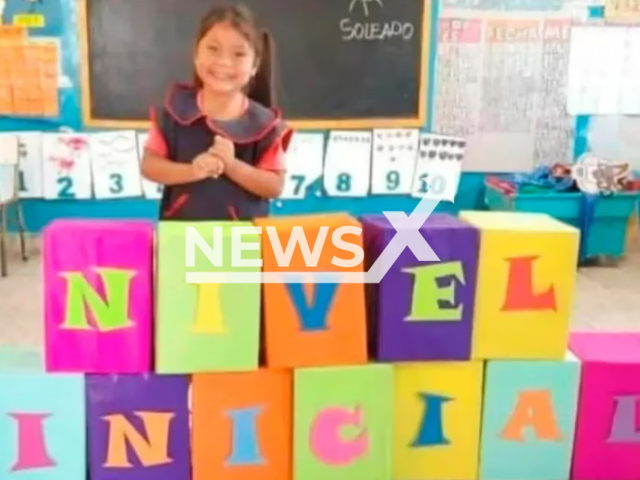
194,21 -> 258,96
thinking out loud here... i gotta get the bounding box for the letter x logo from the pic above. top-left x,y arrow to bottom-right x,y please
364,194 -> 440,283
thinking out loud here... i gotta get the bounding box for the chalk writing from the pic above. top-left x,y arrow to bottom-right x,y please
340,19 -> 415,41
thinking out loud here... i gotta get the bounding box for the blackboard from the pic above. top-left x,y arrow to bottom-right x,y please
79,0 -> 430,129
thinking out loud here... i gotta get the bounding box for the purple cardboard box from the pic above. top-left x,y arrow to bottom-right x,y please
86,374 -> 191,480
362,213 -> 479,361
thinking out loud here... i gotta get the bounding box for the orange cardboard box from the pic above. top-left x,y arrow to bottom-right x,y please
192,369 -> 292,480
254,214 -> 368,368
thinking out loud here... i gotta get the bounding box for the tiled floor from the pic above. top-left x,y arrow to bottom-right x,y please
0,233 -> 639,349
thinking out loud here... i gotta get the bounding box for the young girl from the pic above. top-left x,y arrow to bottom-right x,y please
141,5 -> 292,221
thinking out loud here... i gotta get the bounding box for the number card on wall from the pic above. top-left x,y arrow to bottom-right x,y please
411,134 -> 466,202
89,131 -> 142,199
323,130 -> 372,197
371,129 -> 419,195
136,132 -> 163,200
0,134 -> 18,165
17,132 -> 43,198
280,132 -> 324,199
42,133 -> 93,200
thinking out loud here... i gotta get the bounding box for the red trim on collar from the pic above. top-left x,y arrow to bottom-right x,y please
163,82 -> 283,144
204,110 -> 281,145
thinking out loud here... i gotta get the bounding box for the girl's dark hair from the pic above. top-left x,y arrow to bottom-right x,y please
193,5 -> 276,108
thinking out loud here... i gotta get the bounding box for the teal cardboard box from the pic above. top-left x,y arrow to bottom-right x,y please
479,353 -> 581,480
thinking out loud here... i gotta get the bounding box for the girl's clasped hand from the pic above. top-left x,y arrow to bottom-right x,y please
192,136 -> 235,180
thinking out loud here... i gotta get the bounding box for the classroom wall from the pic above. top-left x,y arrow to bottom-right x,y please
0,0 -> 613,231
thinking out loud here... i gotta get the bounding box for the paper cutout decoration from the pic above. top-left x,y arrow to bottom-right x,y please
156,221 -> 261,372
362,213 -> 480,361
572,154 -> 630,194
17,132 -> 43,198
459,211 -> 579,359
90,131 -> 143,199
323,131 -> 372,197
136,132 -> 164,199
253,214 -> 367,368
569,332 -> 640,480
394,362 -> 484,480
370,129 -> 419,195
0,372 -> 85,480
192,369 -> 292,480
42,133 -> 93,200
43,219 -> 154,373
280,132 -> 324,199
411,133 -> 465,202
0,36 -> 59,117
86,374 -> 190,480
480,355 -> 580,480
295,364 -> 393,480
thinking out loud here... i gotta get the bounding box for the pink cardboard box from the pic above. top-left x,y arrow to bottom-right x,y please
44,220 -> 154,373
570,332 -> 640,480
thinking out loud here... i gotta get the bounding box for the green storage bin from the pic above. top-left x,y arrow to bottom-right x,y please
484,183 -> 639,259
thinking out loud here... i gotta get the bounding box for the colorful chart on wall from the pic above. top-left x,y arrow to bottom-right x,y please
433,0 -> 576,172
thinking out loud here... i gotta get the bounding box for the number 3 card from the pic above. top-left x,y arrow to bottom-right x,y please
323,130 -> 372,197
90,131 -> 143,199
42,133 -> 93,200
371,128 -> 419,195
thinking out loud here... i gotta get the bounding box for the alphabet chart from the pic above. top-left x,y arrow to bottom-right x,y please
411,133 -> 466,202
89,131 -> 142,199
136,132 -> 163,200
42,133 -> 93,200
281,132 -> 324,200
370,129 -> 420,195
323,130 -> 373,197
17,132 -> 44,198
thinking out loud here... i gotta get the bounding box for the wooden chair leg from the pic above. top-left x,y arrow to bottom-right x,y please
15,202 -> 27,261
0,206 -> 7,278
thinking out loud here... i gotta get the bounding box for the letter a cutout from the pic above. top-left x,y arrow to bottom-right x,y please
502,390 -> 562,442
